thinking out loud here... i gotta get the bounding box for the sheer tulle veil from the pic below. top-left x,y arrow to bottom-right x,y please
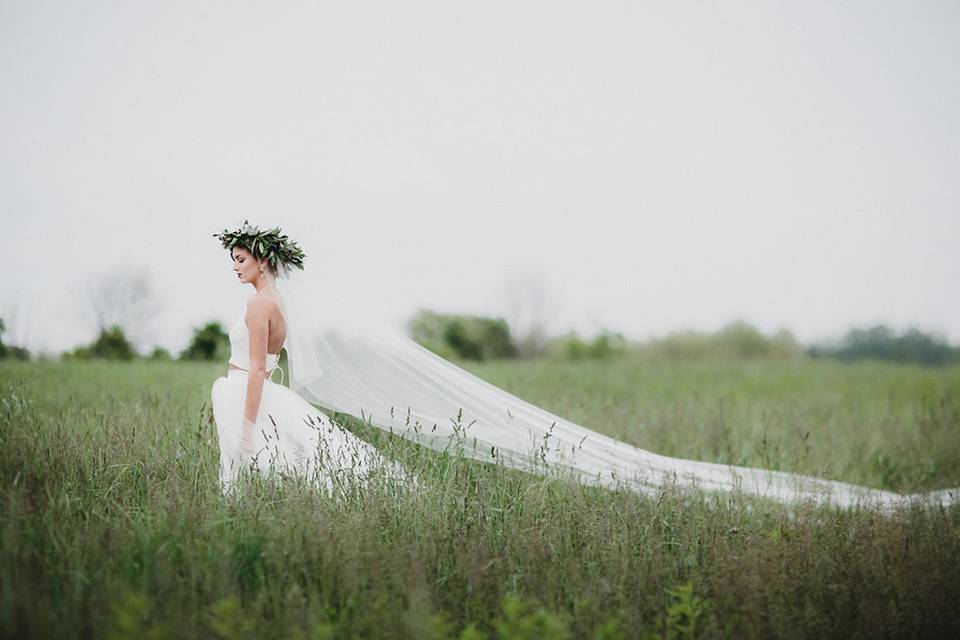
267,263 -> 957,513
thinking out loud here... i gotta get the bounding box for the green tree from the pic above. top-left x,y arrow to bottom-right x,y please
643,320 -> 802,360
0,317 -> 30,361
715,320 -> 769,358
808,325 -> 960,366
549,330 -> 627,360
180,322 -> 230,361
409,309 -> 517,361
148,346 -> 172,361
65,325 -> 136,360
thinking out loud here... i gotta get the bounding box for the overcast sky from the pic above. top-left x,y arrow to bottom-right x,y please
2,0 -> 958,355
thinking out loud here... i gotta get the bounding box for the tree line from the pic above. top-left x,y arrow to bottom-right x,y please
2,312 -> 958,368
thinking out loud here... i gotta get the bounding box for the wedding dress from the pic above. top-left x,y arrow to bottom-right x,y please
210,299 -> 410,497
210,265 -> 957,513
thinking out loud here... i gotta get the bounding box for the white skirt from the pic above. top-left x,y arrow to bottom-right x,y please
211,368 -> 411,497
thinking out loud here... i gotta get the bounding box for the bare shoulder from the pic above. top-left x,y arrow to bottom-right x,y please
245,294 -> 277,322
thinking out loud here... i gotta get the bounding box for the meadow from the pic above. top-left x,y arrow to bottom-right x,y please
1,356 -> 958,639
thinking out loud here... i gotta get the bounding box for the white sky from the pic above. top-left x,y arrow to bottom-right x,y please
2,0 -> 958,355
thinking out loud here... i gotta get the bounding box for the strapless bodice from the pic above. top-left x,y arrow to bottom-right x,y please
228,308 -> 283,374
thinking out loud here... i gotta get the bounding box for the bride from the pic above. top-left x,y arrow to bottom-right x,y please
210,227 -> 410,496
210,221 -> 957,511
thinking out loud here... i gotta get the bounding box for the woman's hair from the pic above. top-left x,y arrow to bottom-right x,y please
230,245 -> 278,276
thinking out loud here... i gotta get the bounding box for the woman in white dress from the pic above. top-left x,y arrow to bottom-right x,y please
210,224 -> 407,497
209,221 -> 957,512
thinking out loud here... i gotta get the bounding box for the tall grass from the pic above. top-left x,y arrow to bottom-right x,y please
1,358 -> 958,639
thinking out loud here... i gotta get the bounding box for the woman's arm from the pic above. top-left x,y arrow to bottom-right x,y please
243,297 -> 272,424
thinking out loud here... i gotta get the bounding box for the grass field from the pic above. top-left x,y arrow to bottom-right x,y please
1,357 -> 959,638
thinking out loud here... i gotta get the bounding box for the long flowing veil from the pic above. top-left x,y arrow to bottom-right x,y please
269,264 -> 957,512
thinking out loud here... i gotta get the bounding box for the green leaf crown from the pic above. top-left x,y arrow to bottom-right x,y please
212,219 -> 306,272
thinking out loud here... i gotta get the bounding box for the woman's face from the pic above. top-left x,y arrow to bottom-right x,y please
231,246 -> 262,285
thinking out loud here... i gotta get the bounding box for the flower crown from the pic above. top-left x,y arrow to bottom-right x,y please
213,219 -> 306,272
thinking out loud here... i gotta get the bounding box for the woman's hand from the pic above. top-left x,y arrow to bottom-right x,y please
240,417 -> 258,461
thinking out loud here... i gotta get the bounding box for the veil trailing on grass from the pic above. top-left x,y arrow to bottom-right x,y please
269,264 -> 957,512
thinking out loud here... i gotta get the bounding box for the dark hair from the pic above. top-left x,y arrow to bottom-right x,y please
231,245 -> 279,276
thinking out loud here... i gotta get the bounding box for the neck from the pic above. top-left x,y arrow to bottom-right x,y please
254,278 -> 274,293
